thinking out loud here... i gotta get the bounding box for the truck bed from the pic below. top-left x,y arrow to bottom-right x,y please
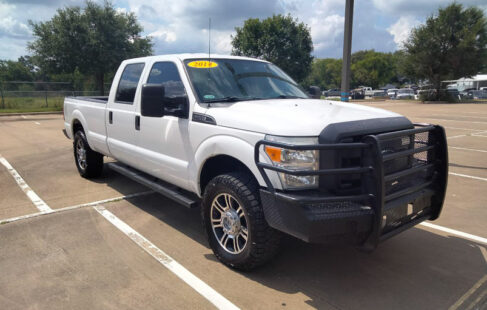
63,96 -> 109,155
65,96 -> 109,103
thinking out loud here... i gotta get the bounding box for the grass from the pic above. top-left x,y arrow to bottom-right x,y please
0,96 -> 64,113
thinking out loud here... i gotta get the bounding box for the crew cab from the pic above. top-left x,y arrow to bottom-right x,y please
64,54 -> 448,270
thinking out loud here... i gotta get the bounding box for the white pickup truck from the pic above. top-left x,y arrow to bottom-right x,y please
64,54 -> 448,270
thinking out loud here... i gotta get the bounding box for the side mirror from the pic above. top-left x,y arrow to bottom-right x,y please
141,84 -> 165,117
162,94 -> 189,119
308,86 -> 321,99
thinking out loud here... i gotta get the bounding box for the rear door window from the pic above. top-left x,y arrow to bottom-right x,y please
115,63 -> 145,104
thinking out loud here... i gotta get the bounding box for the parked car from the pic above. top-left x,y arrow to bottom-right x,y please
460,88 -> 476,100
358,86 -> 374,97
470,90 -> 487,99
387,89 -> 399,99
324,88 -> 341,97
351,88 -> 365,99
372,90 -> 388,97
396,88 -> 415,100
63,54 -> 448,270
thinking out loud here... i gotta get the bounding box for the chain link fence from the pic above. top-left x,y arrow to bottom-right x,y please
0,81 -> 111,112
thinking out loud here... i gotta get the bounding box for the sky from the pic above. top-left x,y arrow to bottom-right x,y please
1,0 -> 486,61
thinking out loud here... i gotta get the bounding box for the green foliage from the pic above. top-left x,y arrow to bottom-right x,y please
231,14 -> 313,82
402,3 -> 487,97
351,50 -> 397,89
305,50 -> 405,90
0,58 -> 35,82
28,0 -> 153,93
304,58 -> 342,90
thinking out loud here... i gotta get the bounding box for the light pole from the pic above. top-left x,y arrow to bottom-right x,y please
341,0 -> 354,102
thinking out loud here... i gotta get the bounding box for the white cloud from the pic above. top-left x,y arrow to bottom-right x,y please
373,0 -> 487,16
309,14 -> 344,55
1,0 -> 486,61
387,16 -> 420,47
149,29 -> 177,43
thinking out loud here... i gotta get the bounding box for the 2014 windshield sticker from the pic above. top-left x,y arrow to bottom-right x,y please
187,60 -> 218,68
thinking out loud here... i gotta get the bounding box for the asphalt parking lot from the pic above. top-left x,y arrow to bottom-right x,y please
0,101 -> 486,310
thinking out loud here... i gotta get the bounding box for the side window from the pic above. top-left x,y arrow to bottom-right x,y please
147,62 -> 186,97
115,63 -> 145,104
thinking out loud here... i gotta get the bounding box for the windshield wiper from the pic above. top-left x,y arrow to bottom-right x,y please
203,96 -> 261,103
272,95 -> 306,99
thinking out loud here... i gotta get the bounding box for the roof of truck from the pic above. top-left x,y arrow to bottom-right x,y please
124,53 -> 268,63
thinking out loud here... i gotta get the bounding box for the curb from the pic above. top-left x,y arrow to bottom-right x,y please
0,111 -> 63,117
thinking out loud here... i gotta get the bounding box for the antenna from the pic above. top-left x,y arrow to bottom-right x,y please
208,18 -> 211,61
207,17 -> 212,107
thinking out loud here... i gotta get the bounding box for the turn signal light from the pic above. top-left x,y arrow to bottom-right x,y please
265,146 -> 281,162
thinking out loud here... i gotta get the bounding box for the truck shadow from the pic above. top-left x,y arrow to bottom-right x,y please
118,192 -> 487,310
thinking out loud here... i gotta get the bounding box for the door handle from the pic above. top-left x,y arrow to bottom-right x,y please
135,115 -> 140,130
109,111 -> 113,124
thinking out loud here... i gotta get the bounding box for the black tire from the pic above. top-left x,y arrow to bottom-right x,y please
73,130 -> 103,178
202,172 -> 281,270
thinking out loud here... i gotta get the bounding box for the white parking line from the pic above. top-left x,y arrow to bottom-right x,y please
443,126 -> 487,131
420,222 -> 487,245
65,191 -> 154,209
94,205 -> 239,310
447,135 -> 467,139
448,274 -> 487,310
0,155 -> 237,309
449,172 -> 487,182
0,155 -> 52,213
415,117 -> 487,124
449,146 -> 487,153
0,191 -> 154,225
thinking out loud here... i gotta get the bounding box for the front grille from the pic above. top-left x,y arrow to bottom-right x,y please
381,131 -> 435,198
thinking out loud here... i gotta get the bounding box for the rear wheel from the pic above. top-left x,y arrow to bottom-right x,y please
73,130 -> 103,178
202,172 -> 281,270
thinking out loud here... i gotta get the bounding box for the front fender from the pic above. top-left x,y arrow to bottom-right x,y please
191,135 -> 273,196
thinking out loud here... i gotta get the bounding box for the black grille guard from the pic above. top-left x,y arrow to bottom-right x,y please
254,123 -> 448,248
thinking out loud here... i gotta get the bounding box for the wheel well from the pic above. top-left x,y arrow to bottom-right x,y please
200,155 -> 256,194
72,119 -> 84,135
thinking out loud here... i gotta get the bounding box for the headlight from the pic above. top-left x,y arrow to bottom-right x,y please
264,135 -> 319,190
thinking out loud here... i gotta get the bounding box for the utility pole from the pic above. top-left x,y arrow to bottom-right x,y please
340,0 -> 354,102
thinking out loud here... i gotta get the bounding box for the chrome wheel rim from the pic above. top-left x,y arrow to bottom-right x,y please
76,139 -> 87,170
210,193 -> 248,254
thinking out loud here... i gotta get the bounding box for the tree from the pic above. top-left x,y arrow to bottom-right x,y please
231,14 -> 313,82
351,50 -> 396,89
28,1 -> 153,94
305,58 -> 342,90
0,58 -> 36,82
402,3 -> 487,98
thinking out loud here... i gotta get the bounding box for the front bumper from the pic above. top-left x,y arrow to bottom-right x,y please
254,124 -> 448,248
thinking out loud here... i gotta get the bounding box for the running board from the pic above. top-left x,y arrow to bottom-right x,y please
106,162 -> 200,208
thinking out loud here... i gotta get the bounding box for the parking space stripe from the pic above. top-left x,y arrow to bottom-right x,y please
449,172 -> 487,182
415,117 -> 487,124
448,274 -> 487,310
0,155 -> 52,213
420,222 -> 487,245
447,135 -> 467,139
0,191 -> 155,225
443,126 -> 487,131
93,205 -> 240,310
449,146 -> 487,153
65,191 -> 154,209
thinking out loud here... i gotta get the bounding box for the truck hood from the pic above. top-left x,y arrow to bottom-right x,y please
205,99 -> 404,136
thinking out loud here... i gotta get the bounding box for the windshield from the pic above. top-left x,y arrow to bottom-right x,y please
183,58 -> 309,103
398,89 -> 414,94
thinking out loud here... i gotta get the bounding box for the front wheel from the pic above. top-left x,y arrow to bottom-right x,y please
202,172 -> 281,270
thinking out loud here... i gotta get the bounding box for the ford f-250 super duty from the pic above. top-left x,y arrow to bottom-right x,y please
64,54 -> 448,270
